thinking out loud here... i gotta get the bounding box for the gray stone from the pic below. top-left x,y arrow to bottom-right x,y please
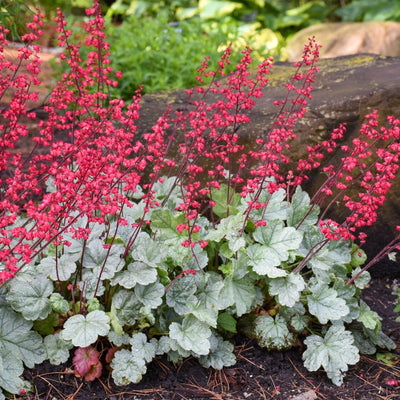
138,54 -> 400,276
286,21 -> 400,61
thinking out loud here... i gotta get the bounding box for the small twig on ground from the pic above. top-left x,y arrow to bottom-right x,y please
287,356 -> 327,400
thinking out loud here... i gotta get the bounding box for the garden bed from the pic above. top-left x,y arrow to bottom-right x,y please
22,276 -> 399,400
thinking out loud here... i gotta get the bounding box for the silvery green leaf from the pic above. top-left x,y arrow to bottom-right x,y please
169,315 -> 212,355
111,349 -> 147,385
332,280 -> 359,322
247,244 -> 287,277
350,328 -> 377,355
303,325 -> 359,386
196,272 -> 224,308
361,327 -> 396,351
62,220 -> 104,261
250,188 -> 289,222
228,236 -> 246,253
357,300 -> 381,331
38,254 -> 77,281
199,334 -> 236,370
123,202 -> 146,225
130,332 -> 156,363
290,313 -> 308,332
61,310 -> 110,347
112,289 -> 142,325
112,215 -> 137,244
169,338 -> 191,358
152,176 -> 182,203
111,261 -> 157,289
251,220 -> 303,266
254,315 -> 295,351
131,232 -> 164,267
188,300 -> 219,328
166,274 -> 197,315
204,213 -> 245,243
49,293 -> 69,314
6,274 -> 53,320
388,252 -> 397,262
287,186 -> 319,227
351,268 -> 371,289
150,336 -> 170,355
79,269 -> 105,299
304,235 -> 351,274
0,306 -> 46,369
269,273 -> 305,307
83,239 -> 124,280
135,281 -> 164,309
139,305 -> 155,325
229,249 -> 250,279
149,209 -> 186,243
108,330 -> 130,346
279,303 -> 307,331
307,285 -> 349,324
44,333 -> 73,365
218,275 -> 256,316
0,350 -> 25,396
180,245 -> 208,271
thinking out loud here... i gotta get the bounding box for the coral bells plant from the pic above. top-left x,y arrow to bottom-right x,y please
1,1 -> 400,396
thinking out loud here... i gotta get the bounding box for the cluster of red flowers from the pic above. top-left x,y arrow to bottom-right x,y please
0,0 -> 400,284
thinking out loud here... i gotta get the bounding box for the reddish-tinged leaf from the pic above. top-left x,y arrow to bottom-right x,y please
105,346 -> 119,364
73,346 -> 100,377
84,361 -> 103,381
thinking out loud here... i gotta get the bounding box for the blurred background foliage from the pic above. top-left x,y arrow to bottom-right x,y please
1,0 -> 400,97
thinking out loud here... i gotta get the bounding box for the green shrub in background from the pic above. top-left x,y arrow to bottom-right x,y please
104,11 -> 281,97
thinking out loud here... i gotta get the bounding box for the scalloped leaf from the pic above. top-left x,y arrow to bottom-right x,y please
252,220 -> 303,262
111,349 -> 147,385
241,187 -> 288,222
357,300 -> 381,331
199,333 -> 236,369
218,275 -> 257,317
204,213 -> 245,243
135,281 -> 164,309
0,306 -> 46,369
166,274 -> 197,315
112,289 -> 142,325
247,244 -> 287,278
61,310 -> 110,347
287,185 -> 319,227
169,315 -> 212,355
49,292 -> 70,314
6,274 -> 53,321
303,325 -> 359,386
130,332 -> 156,363
44,333 -> 74,365
83,239 -> 124,280
147,210 -> 186,244
111,261 -> 157,289
254,315 -> 296,351
307,284 -> 349,324
73,346 -> 100,377
269,273 -> 305,307
0,350 -> 25,396
37,254 -> 77,281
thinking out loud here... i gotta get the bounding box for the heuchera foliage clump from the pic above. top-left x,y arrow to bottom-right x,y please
1,1 -> 400,396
